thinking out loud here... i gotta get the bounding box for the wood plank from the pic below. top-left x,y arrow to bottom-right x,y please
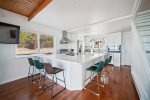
0,0 -> 44,17
28,0 -> 53,21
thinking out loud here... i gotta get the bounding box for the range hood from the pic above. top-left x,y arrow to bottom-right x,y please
60,31 -> 70,44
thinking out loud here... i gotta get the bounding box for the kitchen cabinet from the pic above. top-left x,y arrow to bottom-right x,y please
109,52 -> 121,67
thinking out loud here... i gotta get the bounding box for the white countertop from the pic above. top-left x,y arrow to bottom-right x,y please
40,53 -> 108,64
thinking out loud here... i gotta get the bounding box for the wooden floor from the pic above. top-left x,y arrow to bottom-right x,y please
0,66 -> 139,100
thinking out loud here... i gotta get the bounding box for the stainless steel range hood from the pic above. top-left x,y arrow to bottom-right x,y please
60,31 -> 70,44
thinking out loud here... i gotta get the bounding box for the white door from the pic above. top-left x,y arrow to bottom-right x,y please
122,31 -> 132,65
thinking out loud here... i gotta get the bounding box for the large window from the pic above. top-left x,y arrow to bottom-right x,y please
40,35 -> 54,54
16,32 -> 54,55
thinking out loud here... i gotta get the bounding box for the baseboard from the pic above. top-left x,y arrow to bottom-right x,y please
131,70 -> 147,100
0,74 -> 27,85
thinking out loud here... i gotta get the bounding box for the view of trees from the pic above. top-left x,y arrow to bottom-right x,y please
17,32 -> 54,55
18,32 -> 37,49
40,35 -> 53,48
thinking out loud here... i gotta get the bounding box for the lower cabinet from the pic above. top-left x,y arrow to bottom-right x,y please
109,52 -> 121,67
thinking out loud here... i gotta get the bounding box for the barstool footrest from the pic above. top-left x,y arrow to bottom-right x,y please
52,87 -> 66,98
83,88 -> 100,96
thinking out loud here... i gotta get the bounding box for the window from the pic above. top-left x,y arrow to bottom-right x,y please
16,32 -> 37,55
40,35 -> 54,54
16,32 -> 54,55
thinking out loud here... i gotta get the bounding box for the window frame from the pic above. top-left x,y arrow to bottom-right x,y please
16,31 -> 55,56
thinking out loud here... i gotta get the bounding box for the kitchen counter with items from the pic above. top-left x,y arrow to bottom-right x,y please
40,53 -> 107,65
36,53 -> 108,90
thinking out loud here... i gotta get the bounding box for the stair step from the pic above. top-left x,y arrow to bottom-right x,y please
146,53 -> 150,59
141,36 -> 150,43
135,15 -> 150,22
136,17 -> 150,24
146,50 -> 150,53
139,30 -> 150,36
136,21 -> 150,27
136,12 -> 150,20
143,42 -> 150,45
138,26 -> 150,31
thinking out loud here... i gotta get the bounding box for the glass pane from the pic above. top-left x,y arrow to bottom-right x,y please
40,35 -> 54,54
16,32 -> 37,55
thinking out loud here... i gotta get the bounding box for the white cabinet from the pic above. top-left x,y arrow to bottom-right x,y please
109,52 -> 121,67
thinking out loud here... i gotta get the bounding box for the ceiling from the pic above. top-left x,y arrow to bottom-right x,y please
32,0 -> 135,33
0,0 -> 52,20
73,16 -> 132,35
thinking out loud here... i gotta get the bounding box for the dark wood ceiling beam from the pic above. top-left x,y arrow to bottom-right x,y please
28,0 -> 53,21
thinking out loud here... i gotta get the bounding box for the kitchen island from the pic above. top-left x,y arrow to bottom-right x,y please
38,53 -> 108,90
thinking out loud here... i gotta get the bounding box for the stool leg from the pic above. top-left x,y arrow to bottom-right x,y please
32,66 -> 35,83
84,70 -> 87,88
28,65 -> 31,78
51,74 -> 54,97
62,70 -> 66,88
42,72 -> 46,89
90,71 -> 92,81
55,74 -> 57,84
97,74 -> 100,95
39,70 -> 42,88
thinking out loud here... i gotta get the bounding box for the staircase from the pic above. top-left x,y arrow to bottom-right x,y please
135,10 -> 150,65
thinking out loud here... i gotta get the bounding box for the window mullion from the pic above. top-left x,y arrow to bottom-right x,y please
37,34 -> 40,53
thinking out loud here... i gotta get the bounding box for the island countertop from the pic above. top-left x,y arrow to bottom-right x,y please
39,53 -> 108,64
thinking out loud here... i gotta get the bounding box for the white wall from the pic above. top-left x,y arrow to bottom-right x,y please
0,9 -> 62,84
121,31 -> 132,65
131,21 -> 150,100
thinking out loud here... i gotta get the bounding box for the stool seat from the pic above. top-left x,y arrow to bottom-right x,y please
52,67 -> 63,74
86,66 -> 103,73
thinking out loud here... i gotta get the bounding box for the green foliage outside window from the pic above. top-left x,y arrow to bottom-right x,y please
18,32 -> 37,49
40,35 -> 53,48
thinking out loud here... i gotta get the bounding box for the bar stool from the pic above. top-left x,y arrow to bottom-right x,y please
83,61 -> 105,96
43,63 -> 66,98
33,60 -> 45,88
28,58 -> 36,82
102,56 -> 113,77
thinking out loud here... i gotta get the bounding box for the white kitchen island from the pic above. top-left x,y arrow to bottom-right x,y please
38,53 -> 108,90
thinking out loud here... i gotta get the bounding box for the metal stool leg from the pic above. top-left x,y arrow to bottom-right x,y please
39,71 -> 42,88
28,65 -> 31,78
32,66 -> 36,83
51,74 -> 54,97
62,70 -> 66,88
97,74 -> 100,96
83,70 -> 87,88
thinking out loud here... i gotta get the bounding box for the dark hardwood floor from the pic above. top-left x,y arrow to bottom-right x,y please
0,66 -> 139,100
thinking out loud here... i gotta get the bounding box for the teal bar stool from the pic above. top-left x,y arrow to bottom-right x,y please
102,56 -> 113,77
33,60 -> 45,88
83,61 -> 105,96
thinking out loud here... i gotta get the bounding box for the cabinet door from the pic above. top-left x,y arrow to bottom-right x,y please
113,53 -> 120,67
109,53 -> 120,67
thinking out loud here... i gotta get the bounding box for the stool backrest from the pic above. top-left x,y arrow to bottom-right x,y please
105,58 -> 109,66
33,60 -> 43,69
109,56 -> 112,63
43,63 -> 54,74
96,61 -> 105,72
28,58 -> 34,66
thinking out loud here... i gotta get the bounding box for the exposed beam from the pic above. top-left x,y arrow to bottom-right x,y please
28,0 -> 53,21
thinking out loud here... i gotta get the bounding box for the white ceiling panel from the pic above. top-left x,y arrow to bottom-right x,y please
32,0 -> 135,31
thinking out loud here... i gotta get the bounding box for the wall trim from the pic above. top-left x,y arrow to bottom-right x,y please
131,70 -> 147,100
